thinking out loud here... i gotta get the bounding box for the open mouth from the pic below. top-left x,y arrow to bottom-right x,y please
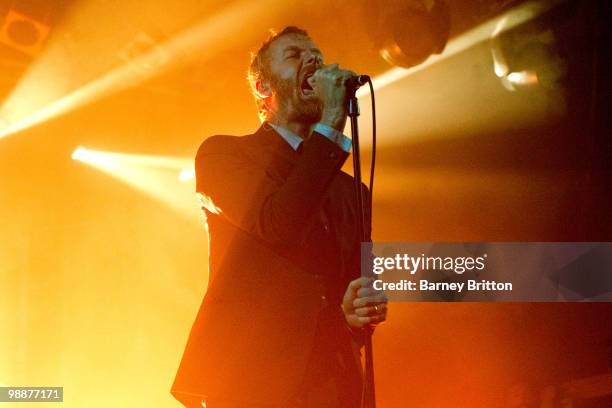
300,72 -> 315,96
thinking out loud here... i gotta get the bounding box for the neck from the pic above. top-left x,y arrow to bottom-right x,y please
268,114 -> 313,139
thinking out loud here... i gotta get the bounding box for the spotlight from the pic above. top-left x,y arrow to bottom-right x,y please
360,0 -> 560,97
71,146 -> 115,169
70,146 -> 198,215
506,71 -> 539,86
118,32 -> 169,73
0,9 -> 50,56
374,0 -> 450,68
490,7 -> 567,92
178,169 -> 195,182
72,146 -> 87,161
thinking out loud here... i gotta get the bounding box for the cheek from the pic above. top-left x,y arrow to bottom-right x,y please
278,72 -> 297,87
272,76 -> 297,97
273,62 -> 298,81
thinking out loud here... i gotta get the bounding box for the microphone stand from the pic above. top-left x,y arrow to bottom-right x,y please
347,87 -> 376,408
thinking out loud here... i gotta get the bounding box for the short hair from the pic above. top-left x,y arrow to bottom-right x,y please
247,26 -> 309,122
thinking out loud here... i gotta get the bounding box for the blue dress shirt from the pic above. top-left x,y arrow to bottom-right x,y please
269,123 -> 352,153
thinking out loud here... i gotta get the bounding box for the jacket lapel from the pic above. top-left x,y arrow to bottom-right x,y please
249,122 -> 301,181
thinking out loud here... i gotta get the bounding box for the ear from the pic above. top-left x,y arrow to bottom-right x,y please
255,79 -> 272,98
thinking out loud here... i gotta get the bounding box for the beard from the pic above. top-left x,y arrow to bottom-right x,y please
271,75 -> 322,124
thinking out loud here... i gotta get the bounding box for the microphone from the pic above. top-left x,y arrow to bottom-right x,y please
345,74 -> 370,89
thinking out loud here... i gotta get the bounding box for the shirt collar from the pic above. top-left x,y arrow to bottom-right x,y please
267,123 -> 303,151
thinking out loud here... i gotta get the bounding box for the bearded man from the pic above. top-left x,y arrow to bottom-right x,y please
171,26 -> 388,408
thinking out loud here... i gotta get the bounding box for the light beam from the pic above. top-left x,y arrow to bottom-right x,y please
72,146 -> 197,215
0,0 -> 289,140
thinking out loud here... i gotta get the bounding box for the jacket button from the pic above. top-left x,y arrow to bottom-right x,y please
329,151 -> 338,159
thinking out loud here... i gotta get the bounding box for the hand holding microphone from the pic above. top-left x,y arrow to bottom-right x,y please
307,64 -> 368,131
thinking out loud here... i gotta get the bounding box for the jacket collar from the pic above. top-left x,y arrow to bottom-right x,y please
267,123 -> 302,151
254,121 -> 301,160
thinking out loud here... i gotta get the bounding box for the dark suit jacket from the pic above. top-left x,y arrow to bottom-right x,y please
171,123 -> 371,407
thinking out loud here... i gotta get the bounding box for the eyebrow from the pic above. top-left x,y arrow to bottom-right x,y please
283,45 -> 322,55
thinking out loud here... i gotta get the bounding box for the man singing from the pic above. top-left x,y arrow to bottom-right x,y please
171,26 -> 388,408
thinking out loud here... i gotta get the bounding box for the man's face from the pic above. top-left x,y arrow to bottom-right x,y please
265,33 -> 324,123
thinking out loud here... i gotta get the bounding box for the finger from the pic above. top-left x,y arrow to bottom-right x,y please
359,277 -> 385,297
355,306 -> 374,317
364,290 -> 388,301
338,69 -> 356,80
347,277 -> 372,293
357,316 -> 372,325
318,63 -> 339,74
344,277 -> 375,307
353,294 -> 388,308
353,296 -> 386,308
356,305 -> 387,317
357,287 -> 378,298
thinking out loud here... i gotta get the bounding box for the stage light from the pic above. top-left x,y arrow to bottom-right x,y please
72,147 -> 197,215
71,146 -> 87,161
118,32 -> 169,73
72,148 -> 192,169
178,169 -> 195,182
0,0 -> 290,140
352,0 -> 569,148
0,9 -> 50,56
506,71 -> 539,87
376,0 -> 450,69
358,0 -> 561,98
71,146 -> 116,170
490,10 -> 566,92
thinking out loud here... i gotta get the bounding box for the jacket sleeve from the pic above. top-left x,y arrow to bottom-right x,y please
195,131 -> 349,248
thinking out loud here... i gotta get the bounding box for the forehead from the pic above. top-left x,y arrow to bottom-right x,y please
268,33 -> 321,58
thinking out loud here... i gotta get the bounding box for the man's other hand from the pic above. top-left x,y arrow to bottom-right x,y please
342,277 -> 388,329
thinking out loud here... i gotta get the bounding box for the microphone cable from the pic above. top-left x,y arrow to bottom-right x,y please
367,79 -> 376,218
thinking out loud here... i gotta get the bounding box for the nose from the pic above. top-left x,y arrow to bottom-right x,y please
304,51 -> 322,67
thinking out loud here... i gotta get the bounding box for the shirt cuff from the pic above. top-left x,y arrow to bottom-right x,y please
313,123 -> 352,153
